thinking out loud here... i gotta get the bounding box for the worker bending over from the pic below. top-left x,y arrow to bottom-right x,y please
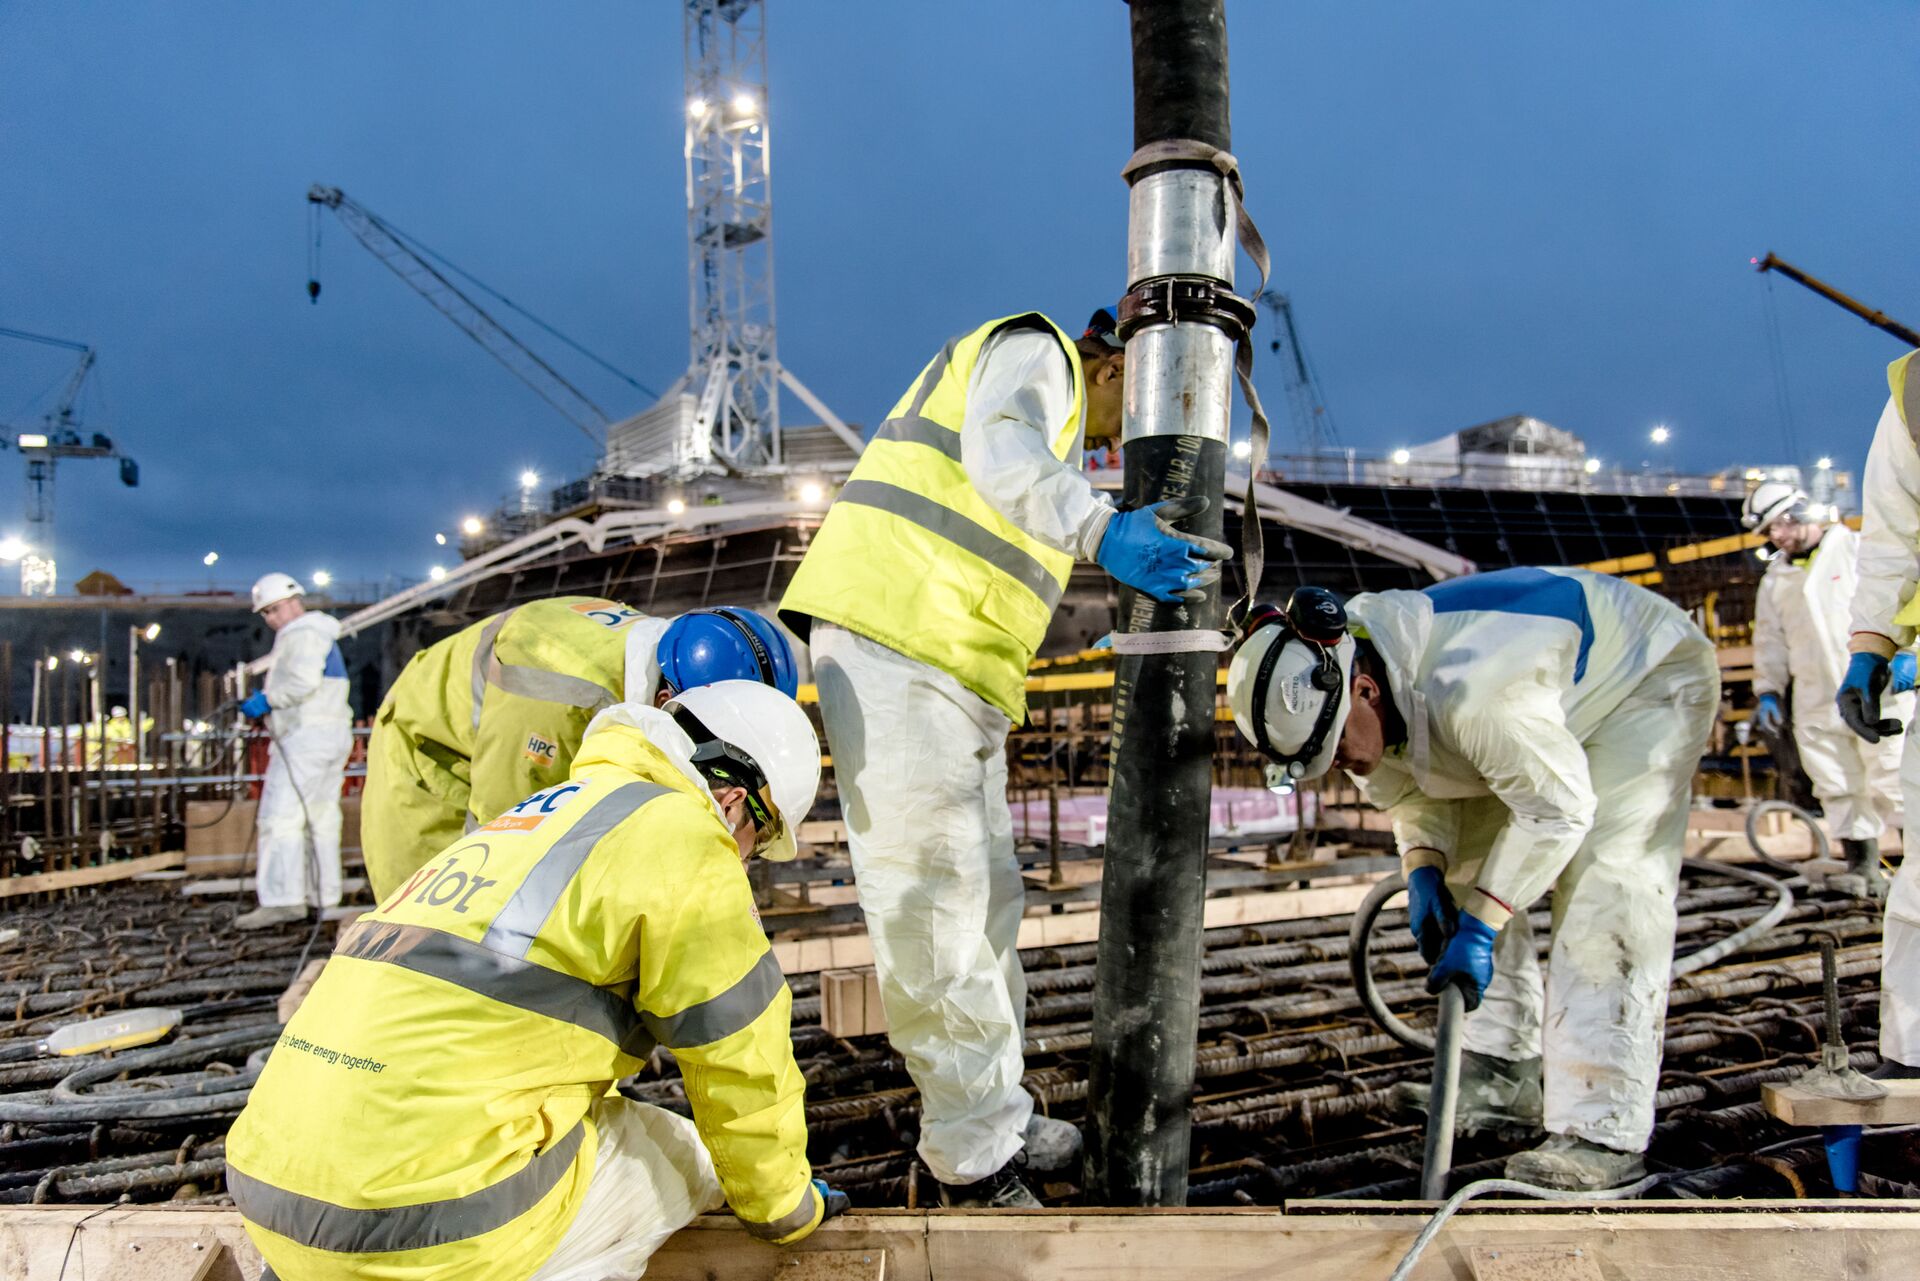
227,681 -> 843,1280
236,573 -> 353,931
1745,481 -> 1912,895
362,596 -> 796,899
1834,348 -> 1920,1078
781,309 -> 1230,1207
1229,568 -> 1719,1190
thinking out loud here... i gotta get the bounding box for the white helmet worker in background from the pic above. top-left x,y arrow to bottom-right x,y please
228,680 -> 845,1281
235,572 -> 353,931
1742,481 -> 1910,896
1837,349 -> 1920,1079
1228,568 -> 1720,1191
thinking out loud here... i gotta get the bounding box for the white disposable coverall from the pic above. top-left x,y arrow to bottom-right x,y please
1753,522 -> 1908,839
808,329 -> 1107,1185
1347,568 -> 1720,1151
256,611 -> 352,909
1845,391 -> 1920,1065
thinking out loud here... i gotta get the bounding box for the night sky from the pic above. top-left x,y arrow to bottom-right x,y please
3,2 -> 1914,595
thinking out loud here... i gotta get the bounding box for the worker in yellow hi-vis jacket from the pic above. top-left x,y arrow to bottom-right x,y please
361,596 -> 796,901
226,682 -> 845,1281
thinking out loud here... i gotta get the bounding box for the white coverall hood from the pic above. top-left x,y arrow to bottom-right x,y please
620,615 -> 671,707
583,702 -> 729,827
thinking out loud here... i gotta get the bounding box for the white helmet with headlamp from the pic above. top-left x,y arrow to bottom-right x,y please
1227,588 -> 1356,784
661,680 -> 820,861
1741,480 -> 1810,532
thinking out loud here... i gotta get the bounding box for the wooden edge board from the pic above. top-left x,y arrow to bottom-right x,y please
0,851 -> 183,899
1762,1078 -> 1920,1126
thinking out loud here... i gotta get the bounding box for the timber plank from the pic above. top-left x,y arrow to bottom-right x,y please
1763,1078 -> 1920,1126
0,851 -> 183,899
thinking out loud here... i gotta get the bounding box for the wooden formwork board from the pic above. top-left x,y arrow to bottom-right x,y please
8,1203 -> 1920,1281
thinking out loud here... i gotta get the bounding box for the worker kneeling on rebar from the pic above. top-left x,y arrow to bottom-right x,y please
226,681 -> 845,1281
1744,480 -> 1911,895
362,596 -> 798,902
1227,568 -> 1720,1191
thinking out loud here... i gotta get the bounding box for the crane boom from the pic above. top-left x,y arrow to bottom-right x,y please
307,185 -> 609,444
1753,252 -> 1920,349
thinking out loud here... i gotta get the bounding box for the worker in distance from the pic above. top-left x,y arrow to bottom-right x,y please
1833,346 -> 1920,1079
1744,480 -> 1912,896
227,681 -> 847,1281
362,595 -> 798,900
780,308 -> 1231,1206
1228,568 -> 1719,1191
235,572 -> 354,930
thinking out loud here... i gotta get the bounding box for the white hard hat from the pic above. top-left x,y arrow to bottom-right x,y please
663,680 -> 820,861
1228,622 -> 1356,782
250,572 -> 305,613
1742,481 -> 1809,531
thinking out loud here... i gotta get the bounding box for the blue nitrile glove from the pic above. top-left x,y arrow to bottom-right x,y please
1094,495 -> 1234,604
813,1178 -> 850,1221
1427,910 -> 1500,1011
239,691 -> 272,721
1837,652 -> 1901,743
1404,865 -> 1459,965
1895,651 -> 1918,695
1751,692 -> 1785,736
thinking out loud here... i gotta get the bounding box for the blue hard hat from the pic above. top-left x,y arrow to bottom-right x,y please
657,608 -> 799,699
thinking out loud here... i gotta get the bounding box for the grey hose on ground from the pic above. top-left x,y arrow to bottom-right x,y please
1386,1174 -> 1666,1281
1744,799 -> 1828,877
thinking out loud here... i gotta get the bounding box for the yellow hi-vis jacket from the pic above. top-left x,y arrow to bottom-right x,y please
362,597 -> 660,900
225,719 -> 820,1281
780,313 -> 1085,722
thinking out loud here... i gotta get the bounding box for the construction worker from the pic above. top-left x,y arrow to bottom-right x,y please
780,309 -> 1232,1207
1834,348 -> 1920,1078
361,598 -> 796,901
1228,568 -> 1720,1190
1745,481 -> 1912,895
226,682 -> 844,1281
236,573 -> 353,931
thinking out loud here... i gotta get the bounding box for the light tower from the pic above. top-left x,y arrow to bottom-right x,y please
683,0 -> 781,470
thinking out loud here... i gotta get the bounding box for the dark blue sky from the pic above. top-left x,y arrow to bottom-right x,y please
3,2 -> 1914,593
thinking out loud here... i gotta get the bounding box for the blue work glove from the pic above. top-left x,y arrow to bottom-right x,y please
1404,865 -> 1459,965
1427,910 -> 1500,1011
239,691 -> 272,721
1750,692 -> 1785,736
1836,652 -> 1902,743
1094,495 -> 1234,604
812,1178 -> 850,1221
1895,651 -> 1918,695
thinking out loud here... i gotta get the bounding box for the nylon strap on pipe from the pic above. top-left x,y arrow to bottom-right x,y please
1103,629 -> 1233,655
1121,139 -> 1275,619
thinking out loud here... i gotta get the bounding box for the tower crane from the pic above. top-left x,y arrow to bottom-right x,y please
0,326 -> 139,596
1254,292 -> 1341,455
307,185 -> 628,446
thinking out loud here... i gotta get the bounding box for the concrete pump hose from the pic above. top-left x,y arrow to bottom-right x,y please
1744,799 -> 1828,878
1672,857 -> 1795,977
1386,1175 -> 1666,1281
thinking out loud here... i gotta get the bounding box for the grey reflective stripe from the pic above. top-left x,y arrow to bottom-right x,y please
338,921 -> 652,1056
489,661 -> 617,711
470,610 -> 515,733
643,947 -> 786,1049
742,1181 -> 821,1242
907,339 -> 958,418
479,781 -> 671,958
872,415 -> 961,461
227,1122 -> 585,1254
836,480 -> 1065,609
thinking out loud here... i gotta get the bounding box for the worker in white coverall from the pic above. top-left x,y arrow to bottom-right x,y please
1744,480 -> 1912,896
1833,349 -> 1920,1077
780,309 -> 1232,1207
234,573 -> 353,930
1227,568 -> 1720,1190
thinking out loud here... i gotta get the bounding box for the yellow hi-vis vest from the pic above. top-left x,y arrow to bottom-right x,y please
226,722 -> 820,1281
362,597 -> 645,900
1886,351 -> 1920,629
780,313 -> 1086,722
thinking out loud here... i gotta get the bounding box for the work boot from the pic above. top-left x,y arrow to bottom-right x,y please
937,1161 -> 1043,1209
1870,1059 -> 1920,1080
1390,1050 -> 1544,1137
233,904 -> 308,931
1021,1114 -> 1082,1173
1504,1135 -> 1646,1192
1829,838 -> 1889,900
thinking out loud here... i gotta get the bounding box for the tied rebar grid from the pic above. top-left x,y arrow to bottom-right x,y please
1,871 -> 1912,1208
